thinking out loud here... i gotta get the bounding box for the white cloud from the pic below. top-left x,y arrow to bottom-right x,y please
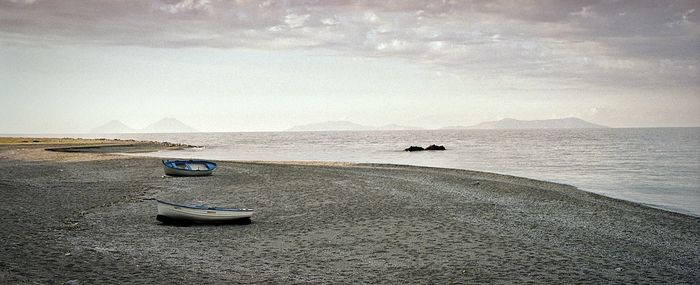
321,17 -> 338,26
363,11 -> 379,23
6,0 -> 36,4
570,6 -> 594,18
666,8 -> 695,28
284,13 -> 310,29
157,0 -> 213,14
428,40 -> 444,51
0,0 -> 697,91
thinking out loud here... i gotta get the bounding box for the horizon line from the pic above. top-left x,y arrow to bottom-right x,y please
2,125 -> 700,135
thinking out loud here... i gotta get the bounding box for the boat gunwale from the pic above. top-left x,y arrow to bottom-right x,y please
156,199 -> 254,212
162,159 -> 218,172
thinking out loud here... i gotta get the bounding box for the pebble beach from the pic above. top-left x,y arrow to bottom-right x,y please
0,138 -> 698,284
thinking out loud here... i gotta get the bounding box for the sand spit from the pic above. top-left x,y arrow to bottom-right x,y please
0,141 -> 698,284
0,137 -> 191,163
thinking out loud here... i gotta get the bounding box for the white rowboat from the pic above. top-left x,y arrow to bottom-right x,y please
156,199 -> 253,224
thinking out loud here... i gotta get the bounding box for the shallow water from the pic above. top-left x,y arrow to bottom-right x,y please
53,128 -> 700,217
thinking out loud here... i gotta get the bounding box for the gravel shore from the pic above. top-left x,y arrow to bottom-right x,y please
0,140 -> 698,284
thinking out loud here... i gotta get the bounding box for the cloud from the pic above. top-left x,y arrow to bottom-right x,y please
157,0 -> 213,14
0,0 -> 698,90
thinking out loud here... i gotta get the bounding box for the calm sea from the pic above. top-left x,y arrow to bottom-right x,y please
63,128 -> 700,217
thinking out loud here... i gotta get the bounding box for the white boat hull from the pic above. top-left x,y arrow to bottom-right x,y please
156,201 -> 253,224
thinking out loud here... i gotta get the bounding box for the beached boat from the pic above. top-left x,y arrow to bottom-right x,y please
162,159 -> 217,176
156,199 -> 254,224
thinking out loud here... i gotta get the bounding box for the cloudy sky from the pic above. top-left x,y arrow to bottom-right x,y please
1,0 -> 698,132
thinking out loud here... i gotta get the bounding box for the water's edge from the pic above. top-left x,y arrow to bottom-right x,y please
122,148 -> 700,219
16,128 -> 700,217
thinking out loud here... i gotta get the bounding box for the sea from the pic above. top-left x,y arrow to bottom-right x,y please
34,128 -> 700,217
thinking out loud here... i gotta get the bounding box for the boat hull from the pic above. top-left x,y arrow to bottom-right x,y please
156,200 -> 253,224
163,166 -> 213,177
162,160 -> 217,177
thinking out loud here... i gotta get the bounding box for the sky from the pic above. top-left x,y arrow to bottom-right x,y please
1,0 -> 698,133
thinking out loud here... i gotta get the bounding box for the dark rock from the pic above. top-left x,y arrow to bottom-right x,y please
404,146 -> 424,152
425,144 -> 446,150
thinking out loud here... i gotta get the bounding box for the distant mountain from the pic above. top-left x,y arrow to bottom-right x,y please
90,118 -> 198,134
142,118 -> 198,133
90,120 -> 135,133
287,121 -> 422,132
375,124 -> 423,131
445,117 -> 609,130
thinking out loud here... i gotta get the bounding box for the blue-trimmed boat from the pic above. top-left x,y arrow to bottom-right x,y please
162,159 -> 217,176
156,199 -> 253,224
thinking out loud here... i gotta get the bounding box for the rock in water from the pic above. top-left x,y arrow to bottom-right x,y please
404,146 -> 424,152
425,144 -> 446,150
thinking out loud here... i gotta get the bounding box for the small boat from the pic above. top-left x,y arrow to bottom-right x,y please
162,159 -> 217,176
156,199 -> 254,224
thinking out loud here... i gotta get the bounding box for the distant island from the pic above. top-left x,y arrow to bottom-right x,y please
90,120 -> 134,134
443,117 -> 609,130
287,118 -> 608,132
90,118 -> 198,133
92,117 -> 608,133
286,121 -> 422,132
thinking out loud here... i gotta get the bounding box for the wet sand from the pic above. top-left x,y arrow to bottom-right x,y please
0,139 -> 698,283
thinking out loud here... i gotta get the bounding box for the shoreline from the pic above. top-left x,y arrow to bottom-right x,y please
128,149 -> 700,219
39,137 -> 700,219
1,138 -> 698,283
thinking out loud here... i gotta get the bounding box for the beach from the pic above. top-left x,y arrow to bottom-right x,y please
0,139 -> 698,284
